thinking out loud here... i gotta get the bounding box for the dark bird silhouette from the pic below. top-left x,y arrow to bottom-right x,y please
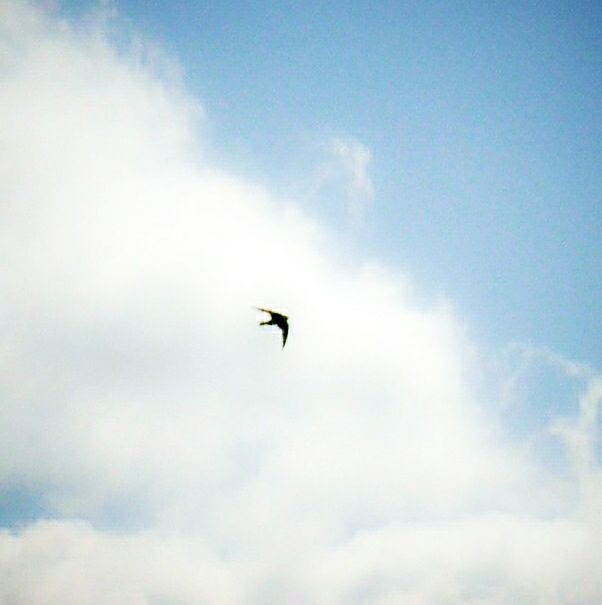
255,307 -> 289,348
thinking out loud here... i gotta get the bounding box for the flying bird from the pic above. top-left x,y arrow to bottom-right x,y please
255,307 -> 289,348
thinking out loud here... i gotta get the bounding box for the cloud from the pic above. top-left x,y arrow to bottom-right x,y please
330,137 -> 374,216
308,136 -> 374,223
0,521 -> 240,605
0,3 -> 600,603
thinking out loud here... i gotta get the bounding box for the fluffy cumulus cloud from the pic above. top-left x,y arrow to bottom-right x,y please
0,3 -> 601,603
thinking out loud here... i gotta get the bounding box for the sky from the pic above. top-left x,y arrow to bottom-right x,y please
69,0 -> 602,362
0,1 -> 600,604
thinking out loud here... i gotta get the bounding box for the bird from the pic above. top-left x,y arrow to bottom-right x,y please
255,307 -> 289,348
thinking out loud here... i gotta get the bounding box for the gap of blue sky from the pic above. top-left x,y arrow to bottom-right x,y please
58,0 -> 602,365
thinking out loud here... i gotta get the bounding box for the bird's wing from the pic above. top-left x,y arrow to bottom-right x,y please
255,306 -> 275,316
281,322 -> 289,348
255,307 -> 289,321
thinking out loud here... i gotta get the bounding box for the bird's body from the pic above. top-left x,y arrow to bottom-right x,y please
255,307 -> 289,348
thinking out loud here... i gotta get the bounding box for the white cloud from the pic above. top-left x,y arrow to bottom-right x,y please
308,136 -> 374,222
0,521 -> 240,605
330,136 -> 374,215
0,3 -> 600,604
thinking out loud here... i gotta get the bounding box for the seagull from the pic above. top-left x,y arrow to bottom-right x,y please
255,307 -> 289,348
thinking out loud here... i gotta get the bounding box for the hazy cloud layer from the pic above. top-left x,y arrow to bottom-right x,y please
0,4 -> 600,604
308,135 -> 374,223
329,137 -> 374,220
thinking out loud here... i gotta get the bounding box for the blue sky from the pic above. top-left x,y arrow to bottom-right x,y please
62,0 -> 602,362
0,2 -> 601,603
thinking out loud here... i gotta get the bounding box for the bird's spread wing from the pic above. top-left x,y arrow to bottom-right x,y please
256,307 -> 288,320
255,306 -> 275,317
281,322 -> 289,348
